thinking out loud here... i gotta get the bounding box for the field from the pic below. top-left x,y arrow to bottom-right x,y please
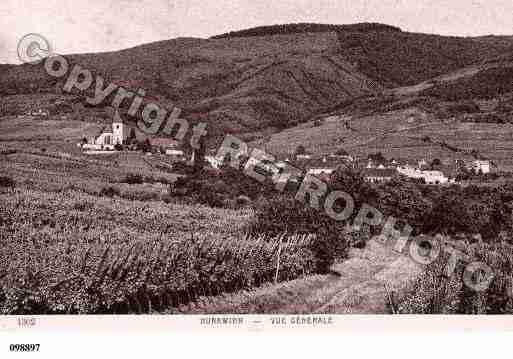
1,186 -> 315,314
256,108 -> 513,170
0,114 -> 338,314
0,152 -> 322,314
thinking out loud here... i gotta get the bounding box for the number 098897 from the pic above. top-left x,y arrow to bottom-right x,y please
9,344 -> 40,352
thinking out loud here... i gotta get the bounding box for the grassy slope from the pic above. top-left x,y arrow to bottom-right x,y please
257,52 -> 513,170
0,116 -> 185,198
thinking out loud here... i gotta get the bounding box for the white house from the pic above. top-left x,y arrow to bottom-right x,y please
307,168 -> 336,176
396,165 -> 450,184
471,160 -> 491,174
205,156 -> 223,169
328,154 -> 354,162
421,170 -> 449,184
163,143 -> 185,160
363,168 -> 397,183
166,148 -> 185,157
418,159 -> 428,169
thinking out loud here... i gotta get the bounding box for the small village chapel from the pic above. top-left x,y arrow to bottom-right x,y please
81,111 -> 128,150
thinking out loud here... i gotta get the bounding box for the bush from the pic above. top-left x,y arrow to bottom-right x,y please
444,100 -> 480,115
170,165 -> 277,208
398,239 -> 513,314
294,145 -> 306,156
143,176 -> 156,184
0,176 -> 15,189
123,173 -> 143,185
0,149 -> 16,155
122,190 -> 160,202
157,177 -> 171,185
236,195 -> 252,207
248,194 -> 349,273
99,186 -> 120,198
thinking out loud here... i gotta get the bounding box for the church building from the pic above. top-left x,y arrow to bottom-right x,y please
80,112 -> 128,150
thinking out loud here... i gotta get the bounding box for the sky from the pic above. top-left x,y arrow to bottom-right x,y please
1,0 -> 512,64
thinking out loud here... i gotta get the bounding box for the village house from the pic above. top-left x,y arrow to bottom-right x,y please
396,165 -> 451,184
363,156 -> 401,170
150,138 -> 185,159
363,168 -> 397,183
205,155 -> 223,169
296,154 -> 312,160
418,159 -> 429,169
421,170 -> 450,184
328,153 -> 354,162
470,159 -> 492,174
26,108 -> 49,117
304,156 -> 342,177
308,168 -> 336,176
165,147 -> 185,158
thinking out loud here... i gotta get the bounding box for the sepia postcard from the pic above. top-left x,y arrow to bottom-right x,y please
2,0 -> 513,341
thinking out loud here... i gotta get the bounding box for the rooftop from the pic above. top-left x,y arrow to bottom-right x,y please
362,168 -> 397,177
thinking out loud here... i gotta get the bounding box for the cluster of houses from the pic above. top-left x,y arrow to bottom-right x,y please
78,116 -> 186,159
285,151 -> 493,185
25,108 -> 49,117
78,117 -> 494,186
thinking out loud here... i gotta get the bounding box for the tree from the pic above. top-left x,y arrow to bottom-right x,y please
294,145 -> 306,156
192,135 -> 206,173
137,138 -> 152,153
329,166 -> 377,215
126,128 -> 137,145
368,152 -> 386,164
335,148 -> 348,156
430,158 -> 441,169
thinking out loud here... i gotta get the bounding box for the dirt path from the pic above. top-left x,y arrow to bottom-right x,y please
313,239 -> 422,314
174,239 -> 423,314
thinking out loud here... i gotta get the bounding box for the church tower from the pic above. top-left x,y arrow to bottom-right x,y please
112,110 -> 126,145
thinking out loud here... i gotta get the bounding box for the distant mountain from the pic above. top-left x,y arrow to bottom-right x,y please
2,23 -> 513,139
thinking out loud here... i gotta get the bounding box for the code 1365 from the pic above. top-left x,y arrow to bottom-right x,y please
9,344 -> 40,352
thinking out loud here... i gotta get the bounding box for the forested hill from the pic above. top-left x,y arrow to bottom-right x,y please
211,22 -> 402,39
2,23 -> 513,138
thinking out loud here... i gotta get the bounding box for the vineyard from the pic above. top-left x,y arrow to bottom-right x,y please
0,187 -> 321,314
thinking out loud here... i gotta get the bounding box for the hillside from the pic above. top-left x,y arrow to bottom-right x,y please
211,22 -> 402,39
258,51 -> 513,170
2,23 -> 513,141
0,31 -> 379,140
